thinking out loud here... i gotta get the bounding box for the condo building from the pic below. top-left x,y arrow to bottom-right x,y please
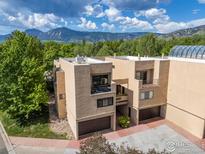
54,46 -> 205,139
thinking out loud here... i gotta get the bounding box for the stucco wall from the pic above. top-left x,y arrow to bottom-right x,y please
166,104 -> 204,138
167,60 -> 205,119
55,71 -> 66,118
58,59 -> 77,138
167,60 -> 205,138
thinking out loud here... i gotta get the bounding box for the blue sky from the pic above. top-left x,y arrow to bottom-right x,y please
0,0 -> 205,34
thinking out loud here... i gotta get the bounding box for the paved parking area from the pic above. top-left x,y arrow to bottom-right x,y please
110,125 -> 205,154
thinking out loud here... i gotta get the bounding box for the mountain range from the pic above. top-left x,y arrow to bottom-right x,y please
0,25 -> 205,42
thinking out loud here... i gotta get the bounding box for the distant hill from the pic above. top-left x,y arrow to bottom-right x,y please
0,25 -> 205,42
0,27 -> 149,42
164,25 -> 205,38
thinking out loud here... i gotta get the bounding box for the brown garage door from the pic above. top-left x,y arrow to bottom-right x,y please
78,116 -> 111,136
139,106 -> 161,121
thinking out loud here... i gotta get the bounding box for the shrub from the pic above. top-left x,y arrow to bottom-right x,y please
118,116 -> 130,128
79,134 -> 170,154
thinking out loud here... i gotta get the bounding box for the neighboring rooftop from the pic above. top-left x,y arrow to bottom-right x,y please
113,56 -> 167,61
110,54 -> 205,64
62,56 -> 110,65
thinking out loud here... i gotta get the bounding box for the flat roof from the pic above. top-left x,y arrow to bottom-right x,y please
111,56 -> 205,64
168,57 -> 205,64
62,57 -> 111,65
113,56 -> 168,61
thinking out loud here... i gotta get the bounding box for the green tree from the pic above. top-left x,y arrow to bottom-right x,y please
97,44 -> 113,56
0,31 -> 48,122
43,41 -> 62,71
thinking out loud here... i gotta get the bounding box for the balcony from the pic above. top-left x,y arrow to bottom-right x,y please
139,79 -> 159,89
116,94 -> 128,106
91,85 -> 111,94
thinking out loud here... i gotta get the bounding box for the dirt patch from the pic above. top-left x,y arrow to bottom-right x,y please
48,95 -> 74,140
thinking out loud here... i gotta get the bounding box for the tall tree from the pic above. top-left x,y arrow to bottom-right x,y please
43,41 -> 62,71
0,31 -> 48,121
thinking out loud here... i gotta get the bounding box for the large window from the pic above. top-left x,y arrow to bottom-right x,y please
91,74 -> 111,94
140,91 -> 153,100
97,97 -> 113,108
136,71 -> 147,84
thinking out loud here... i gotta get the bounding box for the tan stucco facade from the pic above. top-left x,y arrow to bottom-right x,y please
167,60 -> 205,138
54,56 -> 205,139
54,58 -> 116,139
105,57 -> 169,125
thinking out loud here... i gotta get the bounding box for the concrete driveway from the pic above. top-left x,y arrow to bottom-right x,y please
110,125 -> 205,154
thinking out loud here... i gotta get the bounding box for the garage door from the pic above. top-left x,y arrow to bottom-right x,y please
139,106 -> 161,121
78,116 -> 111,136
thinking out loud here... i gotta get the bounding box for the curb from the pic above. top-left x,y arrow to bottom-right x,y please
0,121 -> 16,154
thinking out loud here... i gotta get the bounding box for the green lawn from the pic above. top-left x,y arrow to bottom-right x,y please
0,111 -> 67,139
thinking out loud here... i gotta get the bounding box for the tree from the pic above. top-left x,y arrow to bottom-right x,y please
79,134 -> 169,154
0,31 -> 48,122
97,44 -> 113,56
43,41 -> 62,71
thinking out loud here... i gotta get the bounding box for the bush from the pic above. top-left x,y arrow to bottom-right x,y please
79,134 -> 170,154
118,116 -> 130,128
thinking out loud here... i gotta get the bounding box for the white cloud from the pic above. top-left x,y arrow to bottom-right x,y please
198,0 -> 205,3
137,8 -> 170,24
138,8 -> 166,18
78,17 -> 97,29
154,18 -> 205,33
7,12 -> 64,29
84,5 -> 94,16
96,12 -> 105,18
84,4 -> 105,18
116,16 -> 153,30
8,16 -> 16,21
105,7 -> 121,20
101,22 -> 115,31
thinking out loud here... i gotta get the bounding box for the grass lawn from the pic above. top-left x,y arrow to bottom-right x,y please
0,111 -> 67,139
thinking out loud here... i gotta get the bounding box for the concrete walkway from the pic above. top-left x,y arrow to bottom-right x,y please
9,119 -> 205,153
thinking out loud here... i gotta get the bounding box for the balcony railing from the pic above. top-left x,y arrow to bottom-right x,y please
116,94 -> 128,105
91,85 -> 111,94
139,79 -> 159,89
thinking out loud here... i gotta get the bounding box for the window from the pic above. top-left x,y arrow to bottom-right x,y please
136,71 -> 147,84
92,74 -> 109,85
140,91 -> 153,100
97,97 -> 113,108
91,74 -> 111,94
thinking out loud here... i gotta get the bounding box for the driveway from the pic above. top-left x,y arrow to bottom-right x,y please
109,125 -> 205,154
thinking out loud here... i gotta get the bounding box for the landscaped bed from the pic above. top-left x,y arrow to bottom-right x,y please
0,111 -> 67,139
